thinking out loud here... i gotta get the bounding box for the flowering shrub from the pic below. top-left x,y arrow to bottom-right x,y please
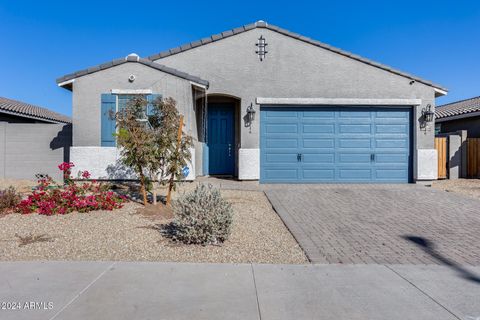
16,163 -> 127,215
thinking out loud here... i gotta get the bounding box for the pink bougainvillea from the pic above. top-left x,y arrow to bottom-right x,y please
17,163 -> 127,215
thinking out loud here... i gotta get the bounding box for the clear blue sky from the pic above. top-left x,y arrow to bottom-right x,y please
1,0 -> 479,116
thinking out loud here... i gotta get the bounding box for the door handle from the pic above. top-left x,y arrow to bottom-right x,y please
297,153 -> 302,162
371,153 -> 375,162
228,144 -> 232,157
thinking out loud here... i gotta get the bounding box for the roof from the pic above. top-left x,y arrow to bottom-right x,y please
0,97 -> 71,124
56,54 -> 209,89
147,20 -> 447,93
435,96 -> 480,121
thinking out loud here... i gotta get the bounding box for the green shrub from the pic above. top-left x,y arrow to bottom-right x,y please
0,186 -> 21,214
171,184 -> 233,245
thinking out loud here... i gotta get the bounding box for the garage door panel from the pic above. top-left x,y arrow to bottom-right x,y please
265,124 -> 298,133
263,109 -> 299,118
339,110 -> 371,118
303,124 -> 334,133
303,138 -> 335,148
339,124 -> 371,134
302,169 -> 335,180
338,169 -> 372,180
376,139 -> 408,149
339,153 -> 372,163
302,111 -> 335,119
339,138 -> 371,148
375,169 -> 408,180
375,153 -> 409,163
265,138 -> 298,148
265,153 -> 298,163
260,106 -> 411,183
375,111 -> 409,119
302,153 -> 335,163
376,124 -> 408,134
264,168 -> 299,180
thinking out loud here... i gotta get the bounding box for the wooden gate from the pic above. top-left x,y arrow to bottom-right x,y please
467,138 -> 480,178
435,137 -> 447,179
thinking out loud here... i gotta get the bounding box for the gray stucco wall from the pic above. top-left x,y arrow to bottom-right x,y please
0,122 -> 72,181
439,116 -> 480,138
72,62 -> 197,146
154,28 -> 436,152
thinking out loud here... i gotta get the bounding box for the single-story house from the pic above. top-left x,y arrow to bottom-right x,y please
57,20 -> 447,183
0,97 -> 72,180
435,96 -> 480,137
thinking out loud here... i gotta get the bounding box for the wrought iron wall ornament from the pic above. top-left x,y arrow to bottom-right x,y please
256,35 -> 268,61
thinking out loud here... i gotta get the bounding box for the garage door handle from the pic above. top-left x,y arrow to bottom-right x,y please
297,153 -> 302,162
371,154 -> 375,162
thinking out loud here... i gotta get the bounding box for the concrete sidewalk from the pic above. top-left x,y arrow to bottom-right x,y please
0,262 -> 479,320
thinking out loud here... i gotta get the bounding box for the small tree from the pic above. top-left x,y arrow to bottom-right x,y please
115,96 -> 192,206
149,98 -> 193,205
115,97 -> 155,205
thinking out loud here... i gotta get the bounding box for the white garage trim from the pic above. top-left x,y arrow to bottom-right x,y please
256,98 -> 422,106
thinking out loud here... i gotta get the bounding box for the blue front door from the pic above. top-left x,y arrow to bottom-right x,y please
208,103 -> 235,175
260,106 -> 412,183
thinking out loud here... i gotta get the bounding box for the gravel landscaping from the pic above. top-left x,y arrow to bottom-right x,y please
0,186 -> 307,264
431,178 -> 480,200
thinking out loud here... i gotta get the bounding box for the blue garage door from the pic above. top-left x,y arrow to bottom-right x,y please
260,106 -> 412,183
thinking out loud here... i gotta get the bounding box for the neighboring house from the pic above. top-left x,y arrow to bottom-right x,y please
435,96 -> 480,137
57,20 -> 447,183
0,97 -> 72,180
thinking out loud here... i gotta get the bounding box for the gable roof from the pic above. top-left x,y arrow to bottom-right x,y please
435,96 -> 480,121
147,20 -> 447,94
0,96 -> 71,124
56,54 -> 209,89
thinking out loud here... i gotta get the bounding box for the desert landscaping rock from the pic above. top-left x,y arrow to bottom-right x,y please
0,189 -> 307,264
432,178 -> 480,200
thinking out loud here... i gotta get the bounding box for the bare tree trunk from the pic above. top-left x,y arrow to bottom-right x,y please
166,115 -> 184,206
152,180 -> 157,205
138,165 -> 148,206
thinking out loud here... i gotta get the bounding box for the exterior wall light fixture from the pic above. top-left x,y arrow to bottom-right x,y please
246,103 -> 256,133
420,104 -> 434,132
247,103 -> 256,122
422,104 -> 434,123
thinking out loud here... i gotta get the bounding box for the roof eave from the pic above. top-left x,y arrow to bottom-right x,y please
147,20 -> 447,92
56,56 -> 209,89
434,87 -> 448,97
0,108 -> 70,124
436,110 -> 480,123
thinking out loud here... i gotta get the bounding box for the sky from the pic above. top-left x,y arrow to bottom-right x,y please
1,0 -> 479,116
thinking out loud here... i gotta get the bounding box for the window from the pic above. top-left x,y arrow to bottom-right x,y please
101,93 -> 160,147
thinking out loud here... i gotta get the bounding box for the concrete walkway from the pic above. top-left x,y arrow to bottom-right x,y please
1,262 -> 479,320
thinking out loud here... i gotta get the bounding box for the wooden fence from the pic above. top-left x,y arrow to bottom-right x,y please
434,137 -> 447,179
467,138 -> 480,178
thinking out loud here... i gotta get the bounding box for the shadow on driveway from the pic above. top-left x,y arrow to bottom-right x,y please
403,235 -> 480,284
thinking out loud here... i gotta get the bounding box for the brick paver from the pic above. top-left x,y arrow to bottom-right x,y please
265,185 -> 480,265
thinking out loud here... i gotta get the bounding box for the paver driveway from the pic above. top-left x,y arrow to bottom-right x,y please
265,185 -> 480,265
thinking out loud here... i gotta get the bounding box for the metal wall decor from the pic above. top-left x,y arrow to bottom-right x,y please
255,35 -> 268,61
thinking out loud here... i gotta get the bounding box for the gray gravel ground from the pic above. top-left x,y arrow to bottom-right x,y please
431,178 -> 480,200
0,188 -> 307,264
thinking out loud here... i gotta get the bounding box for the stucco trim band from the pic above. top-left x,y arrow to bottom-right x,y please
256,98 -> 422,106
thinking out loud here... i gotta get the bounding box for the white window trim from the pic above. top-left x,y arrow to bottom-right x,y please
111,89 -> 152,94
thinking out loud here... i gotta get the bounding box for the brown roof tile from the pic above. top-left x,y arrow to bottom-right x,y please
0,97 -> 71,123
435,96 -> 480,120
